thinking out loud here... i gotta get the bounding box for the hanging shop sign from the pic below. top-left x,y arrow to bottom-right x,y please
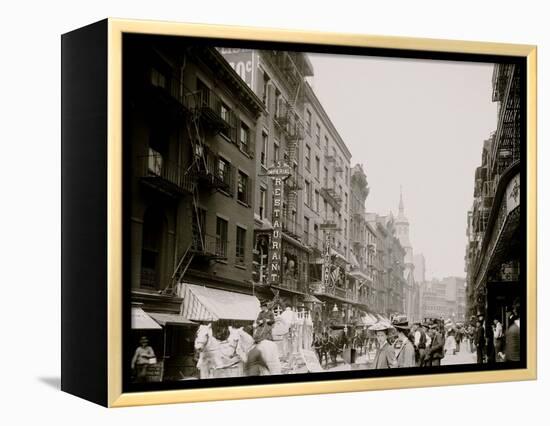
506,173 -> 520,212
267,162 -> 291,286
322,231 -> 332,291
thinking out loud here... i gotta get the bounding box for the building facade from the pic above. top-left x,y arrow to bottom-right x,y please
421,277 -> 466,322
366,213 -> 406,317
465,63 -> 522,328
126,38 -> 265,379
219,48 -> 315,309
349,165 -> 375,310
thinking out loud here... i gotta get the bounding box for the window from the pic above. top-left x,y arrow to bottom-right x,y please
275,89 -> 282,117
306,110 -> 312,134
240,122 -> 250,154
344,219 -> 348,238
237,171 -> 249,204
217,157 -> 231,187
274,140 -> 280,162
324,167 -> 329,187
220,102 -> 230,123
259,187 -> 267,220
314,224 -> 319,247
304,217 -> 310,245
261,131 -> 268,167
305,145 -> 311,171
345,193 -> 348,211
220,102 -> 232,139
315,123 -> 321,146
262,73 -> 270,109
315,156 -> 320,180
345,166 -> 349,185
305,180 -> 312,206
324,135 -> 329,153
197,78 -> 209,107
315,190 -> 320,213
151,67 -> 167,89
216,217 -> 228,257
236,226 -> 246,264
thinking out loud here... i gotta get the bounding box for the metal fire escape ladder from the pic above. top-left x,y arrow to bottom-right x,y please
165,92 -> 211,294
185,108 -> 208,175
168,242 -> 195,294
285,72 -> 304,215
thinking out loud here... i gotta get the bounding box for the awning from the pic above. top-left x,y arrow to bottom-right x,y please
348,269 -> 371,281
179,283 -> 260,322
148,312 -> 197,327
302,294 -> 322,304
132,306 -> 162,330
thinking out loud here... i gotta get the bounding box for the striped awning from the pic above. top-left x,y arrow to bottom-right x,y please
131,306 -> 162,330
148,312 -> 196,327
178,283 -> 260,322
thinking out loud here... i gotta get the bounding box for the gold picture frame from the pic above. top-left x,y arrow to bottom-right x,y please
61,18 -> 537,407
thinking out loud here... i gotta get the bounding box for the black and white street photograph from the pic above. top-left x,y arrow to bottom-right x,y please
124,35 -> 524,385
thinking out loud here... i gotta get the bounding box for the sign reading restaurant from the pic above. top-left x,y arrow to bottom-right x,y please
266,161 -> 291,286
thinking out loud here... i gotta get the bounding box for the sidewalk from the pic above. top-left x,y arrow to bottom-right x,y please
325,346 -> 476,371
325,349 -> 376,372
441,345 -> 477,365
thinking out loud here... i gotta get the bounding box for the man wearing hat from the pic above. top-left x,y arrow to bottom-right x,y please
393,320 -> 416,368
414,322 -> 431,367
426,324 -> 444,366
254,300 -> 275,343
131,336 -> 156,383
369,323 -> 397,369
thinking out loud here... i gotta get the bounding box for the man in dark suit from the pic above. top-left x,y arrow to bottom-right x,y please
426,324 -> 444,366
475,318 -> 486,364
254,301 -> 275,342
370,323 -> 397,369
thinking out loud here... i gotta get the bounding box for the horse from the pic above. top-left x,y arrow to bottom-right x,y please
194,324 -> 281,378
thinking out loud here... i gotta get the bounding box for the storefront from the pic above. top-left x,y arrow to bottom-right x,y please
474,167 -> 521,327
130,304 -> 164,382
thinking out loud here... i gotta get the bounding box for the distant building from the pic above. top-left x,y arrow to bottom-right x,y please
394,188 -> 421,322
367,213 -> 406,317
421,277 -> 466,322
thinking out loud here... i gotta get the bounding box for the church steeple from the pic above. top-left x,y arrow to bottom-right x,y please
396,185 -> 407,223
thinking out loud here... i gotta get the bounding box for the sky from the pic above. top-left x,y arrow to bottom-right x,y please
306,53 -> 498,280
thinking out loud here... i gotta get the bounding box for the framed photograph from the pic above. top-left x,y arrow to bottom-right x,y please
61,18 -> 537,407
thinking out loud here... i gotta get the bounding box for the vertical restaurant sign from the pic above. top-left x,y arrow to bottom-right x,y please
322,231 -> 332,291
267,161 -> 291,285
218,48 -> 254,89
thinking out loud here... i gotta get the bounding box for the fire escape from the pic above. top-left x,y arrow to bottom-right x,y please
270,51 -> 309,222
163,80 -> 239,294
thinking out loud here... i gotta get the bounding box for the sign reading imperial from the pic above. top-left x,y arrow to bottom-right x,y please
267,161 -> 291,285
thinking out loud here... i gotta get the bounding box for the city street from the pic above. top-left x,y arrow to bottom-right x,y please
325,341 -> 476,371
441,343 -> 477,366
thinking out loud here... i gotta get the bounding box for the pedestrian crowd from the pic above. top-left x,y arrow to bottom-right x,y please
368,309 -> 521,370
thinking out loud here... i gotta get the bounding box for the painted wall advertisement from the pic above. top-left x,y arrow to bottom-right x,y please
218,48 -> 254,90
